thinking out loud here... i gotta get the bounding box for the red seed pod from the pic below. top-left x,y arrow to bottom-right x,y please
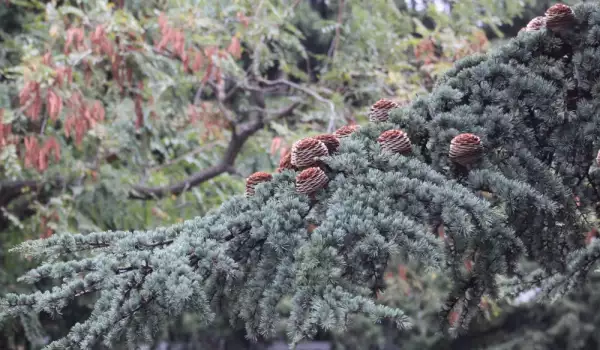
377,130 -> 412,154
313,134 -> 340,154
449,133 -> 483,166
245,171 -> 273,196
291,137 -> 329,168
334,124 -> 360,138
295,167 -> 329,195
526,16 -> 546,31
369,99 -> 399,122
545,3 -> 575,32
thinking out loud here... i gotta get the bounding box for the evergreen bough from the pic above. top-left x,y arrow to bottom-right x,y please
4,2 -> 600,348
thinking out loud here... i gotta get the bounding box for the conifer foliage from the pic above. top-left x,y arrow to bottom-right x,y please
4,2 -> 600,349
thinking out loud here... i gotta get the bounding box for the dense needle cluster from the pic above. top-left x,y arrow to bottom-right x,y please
5,3 -> 600,350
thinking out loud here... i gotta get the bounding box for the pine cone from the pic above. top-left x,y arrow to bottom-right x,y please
335,124 -> 360,138
526,16 -> 546,31
545,3 -> 575,32
369,99 -> 399,122
277,151 -> 296,173
449,133 -> 483,166
377,129 -> 412,154
291,137 -> 329,168
296,167 -> 329,195
313,134 -> 340,154
245,172 -> 273,196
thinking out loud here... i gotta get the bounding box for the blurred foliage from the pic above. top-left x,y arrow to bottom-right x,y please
0,0 -> 537,348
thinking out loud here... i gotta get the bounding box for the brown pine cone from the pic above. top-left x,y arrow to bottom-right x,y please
291,138 -> 329,168
334,124 -> 360,138
295,167 -> 329,195
377,129 -> 412,154
545,3 -> 575,32
313,134 -> 340,154
526,16 -> 546,31
245,172 -> 273,196
277,151 -> 296,173
449,133 -> 483,166
369,99 -> 399,122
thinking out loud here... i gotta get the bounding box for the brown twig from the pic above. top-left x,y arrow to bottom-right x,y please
327,0 -> 345,59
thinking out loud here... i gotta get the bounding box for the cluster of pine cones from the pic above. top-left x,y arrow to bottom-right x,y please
521,3 -> 575,32
245,98 -> 484,197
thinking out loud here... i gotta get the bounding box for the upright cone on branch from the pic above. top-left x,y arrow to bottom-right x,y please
295,167 -> 329,195
291,138 -> 329,168
245,172 -> 272,196
313,134 -> 340,154
335,124 -> 360,138
277,151 -> 296,173
368,99 -> 399,122
526,16 -> 546,31
545,3 -> 575,32
377,130 -> 412,154
449,133 -> 483,166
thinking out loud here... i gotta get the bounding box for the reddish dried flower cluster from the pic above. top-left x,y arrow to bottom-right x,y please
245,171 -> 273,196
64,27 -> 86,55
0,110 -> 13,151
291,137 -> 329,168
377,129 -> 412,154
23,136 -> 61,172
236,12 -> 250,28
295,167 -> 329,196
369,99 -> 399,123
334,124 -> 360,138
414,38 -> 437,64
227,35 -> 242,60
64,92 -> 105,146
135,81 -> 144,129
545,3 -> 575,32
40,211 -> 59,239
90,25 -> 115,58
449,133 -> 483,166
187,103 -> 230,140
313,134 -> 340,154
586,227 -> 599,245
156,12 -> 231,83
46,89 -> 63,121
19,81 -> 42,120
